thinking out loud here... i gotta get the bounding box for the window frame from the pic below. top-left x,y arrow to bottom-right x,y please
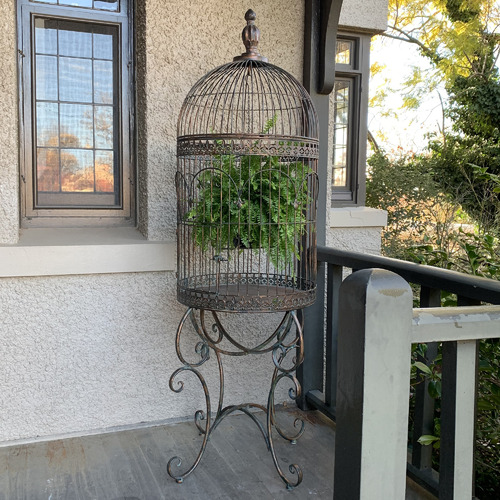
18,0 -> 135,227
331,32 -> 371,207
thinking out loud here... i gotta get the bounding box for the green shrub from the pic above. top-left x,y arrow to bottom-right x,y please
367,149 -> 500,498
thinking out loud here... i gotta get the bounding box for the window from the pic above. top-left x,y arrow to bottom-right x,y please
18,0 -> 134,226
332,33 -> 370,206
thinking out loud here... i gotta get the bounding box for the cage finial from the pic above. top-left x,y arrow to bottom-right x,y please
233,9 -> 268,62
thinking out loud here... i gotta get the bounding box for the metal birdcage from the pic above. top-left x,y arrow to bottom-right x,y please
176,10 -> 319,313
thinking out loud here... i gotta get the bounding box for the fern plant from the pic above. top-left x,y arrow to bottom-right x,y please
185,126 -> 313,271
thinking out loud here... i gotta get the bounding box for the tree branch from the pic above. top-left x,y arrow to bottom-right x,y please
382,25 -> 443,64
367,130 -> 380,153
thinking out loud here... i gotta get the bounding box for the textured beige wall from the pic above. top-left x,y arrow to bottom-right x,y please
0,0 -> 19,244
139,0 -> 305,240
340,0 -> 388,33
0,272 -> 293,442
327,226 -> 382,254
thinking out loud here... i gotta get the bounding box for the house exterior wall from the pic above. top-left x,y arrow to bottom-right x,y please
0,273 -> 285,440
0,0 -> 388,444
339,0 -> 388,33
0,1 -> 19,245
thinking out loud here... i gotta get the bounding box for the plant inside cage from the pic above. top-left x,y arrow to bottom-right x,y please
185,123 -> 314,270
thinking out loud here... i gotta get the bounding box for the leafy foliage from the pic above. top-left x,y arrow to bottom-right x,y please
370,0 -> 500,143
428,75 -> 500,233
386,0 -> 500,84
366,150 -> 463,260
186,138 -> 313,270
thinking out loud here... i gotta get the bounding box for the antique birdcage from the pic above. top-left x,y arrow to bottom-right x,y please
176,9 -> 319,313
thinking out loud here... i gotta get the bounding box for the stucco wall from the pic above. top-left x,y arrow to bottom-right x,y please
0,272 -> 292,442
0,0 -> 388,444
139,0 -> 305,241
340,0 -> 388,33
0,1 -> 19,245
327,225 -> 382,253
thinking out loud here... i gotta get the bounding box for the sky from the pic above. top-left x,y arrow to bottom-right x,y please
368,34 -> 447,156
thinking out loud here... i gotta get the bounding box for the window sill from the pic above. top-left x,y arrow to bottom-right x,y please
330,207 -> 387,228
0,228 -> 175,278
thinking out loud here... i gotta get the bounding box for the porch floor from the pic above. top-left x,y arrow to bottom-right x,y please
1,409 -> 433,499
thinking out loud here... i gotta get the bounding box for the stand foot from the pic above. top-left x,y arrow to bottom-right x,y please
167,308 -> 305,489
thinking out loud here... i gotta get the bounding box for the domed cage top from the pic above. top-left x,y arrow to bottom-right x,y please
176,10 -> 319,313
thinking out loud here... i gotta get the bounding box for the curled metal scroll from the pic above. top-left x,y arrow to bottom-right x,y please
167,307 -> 305,489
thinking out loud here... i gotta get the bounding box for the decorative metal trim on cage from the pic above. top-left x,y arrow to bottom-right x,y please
176,10 -> 319,314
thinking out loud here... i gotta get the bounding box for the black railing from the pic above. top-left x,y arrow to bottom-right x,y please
298,245 -> 500,497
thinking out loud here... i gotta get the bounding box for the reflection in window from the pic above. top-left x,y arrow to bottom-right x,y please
34,18 -> 117,207
332,80 -> 351,188
59,57 -> 93,102
95,151 -> 114,192
61,149 -> 94,192
35,55 -> 58,100
335,40 -> 353,66
31,0 -> 119,12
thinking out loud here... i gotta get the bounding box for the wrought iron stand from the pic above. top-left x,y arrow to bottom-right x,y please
167,307 -> 305,490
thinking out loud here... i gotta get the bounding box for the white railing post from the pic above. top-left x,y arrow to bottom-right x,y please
440,340 -> 477,500
334,269 -> 413,500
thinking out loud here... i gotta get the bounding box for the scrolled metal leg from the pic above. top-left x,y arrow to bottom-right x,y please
167,365 -> 211,483
265,310 -> 305,489
167,307 -> 305,489
167,308 -> 214,483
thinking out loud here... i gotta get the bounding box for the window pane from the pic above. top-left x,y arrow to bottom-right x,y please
37,148 -> 60,192
37,102 -> 59,147
94,60 -> 114,104
94,106 -> 113,149
332,80 -> 351,188
59,27 -> 92,58
93,33 -> 113,60
31,16 -> 122,210
94,0 -> 119,11
31,0 -> 120,9
95,150 -> 114,192
59,57 -> 92,102
61,149 -> 94,192
35,18 -> 57,55
60,103 -> 94,149
36,55 -> 58,100
59,0 -> 93,7
336,40 -> 353,66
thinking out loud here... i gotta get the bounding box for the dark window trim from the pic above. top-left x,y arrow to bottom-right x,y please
18,0 -> 135,227
331,31 -> 371,207
332,74 -> 360,203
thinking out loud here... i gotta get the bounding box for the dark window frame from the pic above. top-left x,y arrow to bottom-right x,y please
18,0 -> 135,227
331,32 -> 371,207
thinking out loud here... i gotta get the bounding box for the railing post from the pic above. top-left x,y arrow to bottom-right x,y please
325,263 -> 342,412
439,295 -> 480,500
334,269 -> 413,500
297,259 -> 325,409
408,286 -> 440,494
439,340 -> 478,500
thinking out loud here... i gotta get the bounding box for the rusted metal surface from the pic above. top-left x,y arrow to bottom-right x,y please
233,9 -> 268,62
176,10 -> 319,313
167,308 -> 306,490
